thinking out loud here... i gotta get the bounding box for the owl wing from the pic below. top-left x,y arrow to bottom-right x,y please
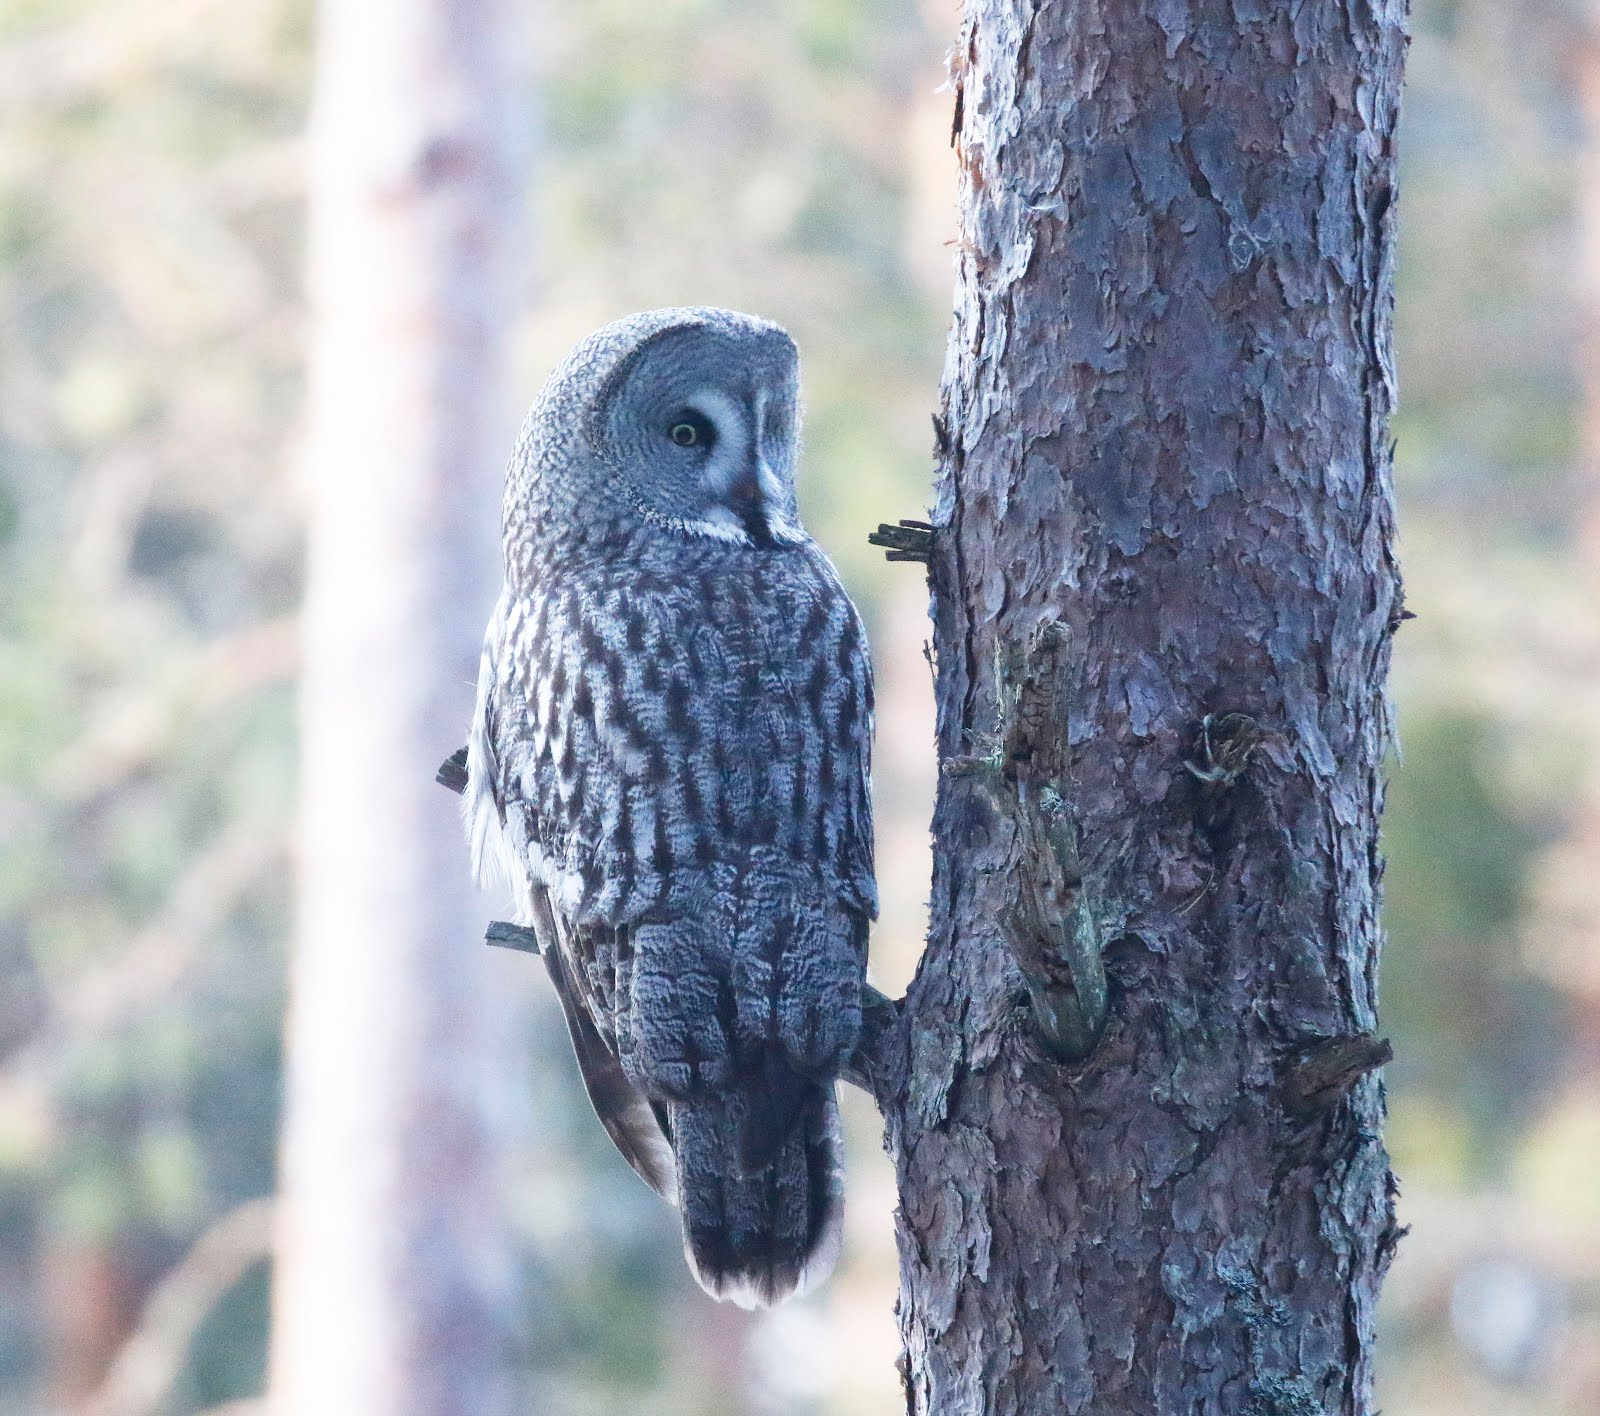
465,590 -> 680,1200
533,894 -> 679,1201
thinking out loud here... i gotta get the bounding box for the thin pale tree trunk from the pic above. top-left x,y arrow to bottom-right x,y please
271,2 -> 519,1412
882,3 -> 1408,1411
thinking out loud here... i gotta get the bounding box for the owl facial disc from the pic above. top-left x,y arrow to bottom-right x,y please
589,313 -> 806,548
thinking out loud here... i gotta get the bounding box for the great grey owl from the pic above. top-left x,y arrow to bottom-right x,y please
462,307 -> 875,1307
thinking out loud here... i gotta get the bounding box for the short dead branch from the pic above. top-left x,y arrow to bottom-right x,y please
1283,1034 -> 1393,1116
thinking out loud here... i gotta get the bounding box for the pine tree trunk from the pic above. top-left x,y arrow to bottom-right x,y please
885,3 -> 1407,1411
270,2 -> 519,1412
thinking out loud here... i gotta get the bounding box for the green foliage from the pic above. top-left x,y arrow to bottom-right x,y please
1382,714 -> 1567,1181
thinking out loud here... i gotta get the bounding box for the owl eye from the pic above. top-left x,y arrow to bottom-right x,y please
667,410 -> 716,451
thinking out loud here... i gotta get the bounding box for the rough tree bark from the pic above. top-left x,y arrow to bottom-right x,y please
881,3 -> 1407,1412
270,2 -> 519,1413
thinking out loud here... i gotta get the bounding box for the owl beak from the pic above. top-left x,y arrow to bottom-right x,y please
757,454 -> 788,503
727,447 -> 774,547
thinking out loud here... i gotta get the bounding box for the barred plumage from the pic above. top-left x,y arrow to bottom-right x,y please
463,308 -> 875,1306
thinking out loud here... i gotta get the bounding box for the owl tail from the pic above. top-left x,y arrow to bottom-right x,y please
670,1080 -> 845,1309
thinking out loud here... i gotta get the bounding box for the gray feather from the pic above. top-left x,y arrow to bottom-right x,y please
462,308 -> 874,1305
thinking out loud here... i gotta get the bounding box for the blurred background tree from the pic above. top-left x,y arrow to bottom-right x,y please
269,0 -> 520,1413
0,0 -> 1596,1412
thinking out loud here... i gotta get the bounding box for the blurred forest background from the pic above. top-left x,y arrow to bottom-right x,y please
3,0 -> 1599,1413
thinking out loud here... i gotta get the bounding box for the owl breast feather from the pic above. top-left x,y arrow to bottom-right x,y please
477,540 -> 875,933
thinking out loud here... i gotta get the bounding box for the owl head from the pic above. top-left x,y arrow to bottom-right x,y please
507,307 -> 808,553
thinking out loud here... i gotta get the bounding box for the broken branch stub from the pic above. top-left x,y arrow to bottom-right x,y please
485,920 -> 541,954
868,519 -> 937,564
1283,1034 -> 1393,1116
437,747 -> 469,794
